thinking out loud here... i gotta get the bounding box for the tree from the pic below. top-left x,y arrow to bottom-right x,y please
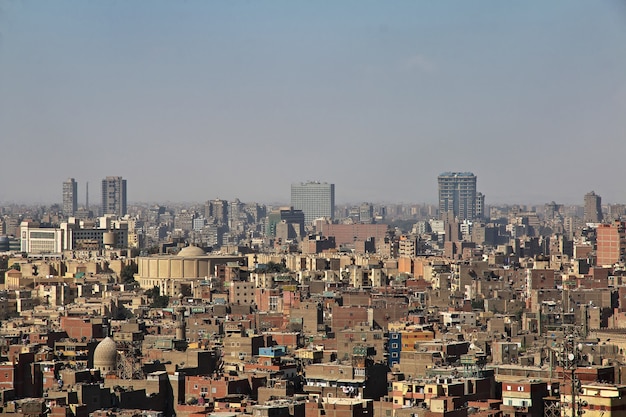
145,286 -> 169,308
264,261 -> 289,273
116,305 -> 134,320
151,294 -> 170,308
145,286 -> 160,299
120,264 -> 138,283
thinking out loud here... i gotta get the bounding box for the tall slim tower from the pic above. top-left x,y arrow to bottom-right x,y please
583,191 -> 602,223
438,172 -> 478,221
62,178 -> 78,217
291,182 -> 335,224
101,176 -> 127,216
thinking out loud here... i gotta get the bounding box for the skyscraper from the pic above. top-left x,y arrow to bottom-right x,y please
101,176 -> 127,216
291,182 -> 335,224
62,178 -> 78,217
584,191 -> 603,223
438,172 -> 478,221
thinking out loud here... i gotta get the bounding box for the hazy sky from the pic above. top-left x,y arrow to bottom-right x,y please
1,1 -> 625,205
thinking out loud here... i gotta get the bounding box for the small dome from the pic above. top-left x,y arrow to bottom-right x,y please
93,337 -> 117,373
177,245 -> 206,257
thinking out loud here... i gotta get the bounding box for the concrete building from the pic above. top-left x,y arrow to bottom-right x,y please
62,178 -> 78,217
584,191 -> 603,224
101,176 -> 127,216
566,383 -> 626,417
19,221 -> 64,254
438,172 -> 478,221
60,216 -> 129,251
500,379 -> 548,417
291,182 -> 335,224
135,246 -> 245,296
265,207 -> 305,238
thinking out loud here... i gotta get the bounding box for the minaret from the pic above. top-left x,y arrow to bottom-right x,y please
176,293 -> 186,342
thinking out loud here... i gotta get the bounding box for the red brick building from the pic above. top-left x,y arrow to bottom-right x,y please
596,221 -> 626,266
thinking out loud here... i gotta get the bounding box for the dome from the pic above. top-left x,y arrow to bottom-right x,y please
93,337 -> 117,373
177,245 -> 206,257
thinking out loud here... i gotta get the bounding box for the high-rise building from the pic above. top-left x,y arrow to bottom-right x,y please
438,172 -> 478,220
101,176 -> 127,216
291,182 -> 335,224
210,199 -> 229,226
475,192 -> 485,220
584,191 -> 603,223
62,178 -> 78,217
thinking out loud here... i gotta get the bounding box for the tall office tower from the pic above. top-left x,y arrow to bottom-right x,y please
62,178 -> 78,217
584,191 -> 603,223
291,182 -> 335,224
438,172 -> 478,221
101,176 -> 127,216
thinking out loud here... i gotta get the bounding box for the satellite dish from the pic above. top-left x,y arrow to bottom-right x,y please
568,353 -> 575,361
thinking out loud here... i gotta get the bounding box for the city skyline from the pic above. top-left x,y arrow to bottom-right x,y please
0,174 -> 621,208
1,2 -> 625,204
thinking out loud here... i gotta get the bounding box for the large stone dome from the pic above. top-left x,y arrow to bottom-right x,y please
93,336 -> 117,373
177,245 -> 206,257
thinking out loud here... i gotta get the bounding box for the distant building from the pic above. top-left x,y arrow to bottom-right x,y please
318,222 -> 387,246
438,172 -> 479,220
291,182 -> 335,224
584,191 -> 603,223
209,199 -> 229,226
265,207 -> 305,238
62,178 -> 78,217
359,203 -> 373,223
475,192 -> 485,220
101,176 -> 127,216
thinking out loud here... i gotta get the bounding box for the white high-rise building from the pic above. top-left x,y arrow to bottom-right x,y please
438,172 -> 478,221
291,182 -> 335,224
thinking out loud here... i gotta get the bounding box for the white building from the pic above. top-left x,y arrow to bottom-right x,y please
440,311 -> 476,327
20,222 -> 64,254
291,182 -> 335,225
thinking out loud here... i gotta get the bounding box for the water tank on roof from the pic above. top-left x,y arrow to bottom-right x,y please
103,231 -> 116,246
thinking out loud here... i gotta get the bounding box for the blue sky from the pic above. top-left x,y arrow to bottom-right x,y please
1,1 -> 625,205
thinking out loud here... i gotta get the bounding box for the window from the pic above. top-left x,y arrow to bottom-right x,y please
518,386 -> 524,392
392,343 -> 398,349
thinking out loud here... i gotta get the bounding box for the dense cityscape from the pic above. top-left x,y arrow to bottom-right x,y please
0,173 -> 625,417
